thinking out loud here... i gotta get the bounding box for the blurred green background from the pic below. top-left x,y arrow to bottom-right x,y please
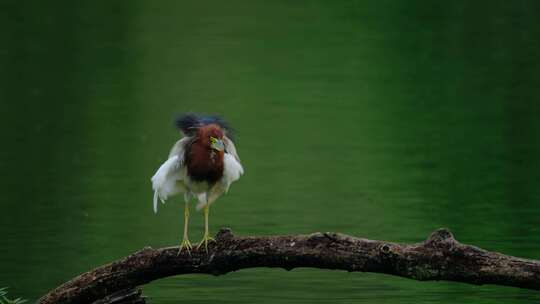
1,0 -> 540,303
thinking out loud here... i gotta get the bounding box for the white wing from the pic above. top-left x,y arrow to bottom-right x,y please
222,153 -> 244,191
222,137 -> 243,192
223,136 -> 241,162
151,137 -> 191,213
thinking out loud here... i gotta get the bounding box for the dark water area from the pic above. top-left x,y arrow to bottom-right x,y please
1,1 -> 540,303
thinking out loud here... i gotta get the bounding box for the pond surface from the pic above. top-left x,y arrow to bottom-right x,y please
1,1 -> 540,303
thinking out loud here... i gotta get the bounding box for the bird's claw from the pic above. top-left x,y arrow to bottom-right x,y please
178,238 -> 193,255
196,234 -> 216,253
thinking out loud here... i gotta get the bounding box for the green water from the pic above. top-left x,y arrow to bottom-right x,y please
2,1 -> 540,303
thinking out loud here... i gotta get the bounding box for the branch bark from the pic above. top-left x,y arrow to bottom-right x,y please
39,228 -> 540,304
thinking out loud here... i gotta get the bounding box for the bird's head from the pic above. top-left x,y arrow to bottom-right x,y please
199,124 -> 225,151
209,136 -> 225,151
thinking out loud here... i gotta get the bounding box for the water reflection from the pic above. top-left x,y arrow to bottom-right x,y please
1,1 -> 540,303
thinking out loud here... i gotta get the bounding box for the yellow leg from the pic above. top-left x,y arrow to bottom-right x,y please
197,203 -> 215,252
178,201 -> 192,255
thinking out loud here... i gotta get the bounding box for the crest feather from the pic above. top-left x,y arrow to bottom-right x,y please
174,113 -> 234,139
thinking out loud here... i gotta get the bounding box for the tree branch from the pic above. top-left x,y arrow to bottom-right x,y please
39,228 -> 540,304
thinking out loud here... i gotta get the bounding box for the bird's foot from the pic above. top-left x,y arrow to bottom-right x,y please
178,238 -> 193,255
196,233 -> 216,253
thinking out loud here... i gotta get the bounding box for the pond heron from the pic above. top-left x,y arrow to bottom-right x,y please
151,114 -> 244,253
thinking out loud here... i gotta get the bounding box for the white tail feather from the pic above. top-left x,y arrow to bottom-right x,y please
153,191 -> 159,213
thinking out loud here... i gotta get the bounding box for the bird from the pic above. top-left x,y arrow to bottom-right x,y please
151,114 -> 244,253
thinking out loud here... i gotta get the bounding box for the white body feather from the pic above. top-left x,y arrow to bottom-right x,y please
151,136 -> 243,213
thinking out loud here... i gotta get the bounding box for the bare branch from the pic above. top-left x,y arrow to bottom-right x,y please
39,228 -> 540,304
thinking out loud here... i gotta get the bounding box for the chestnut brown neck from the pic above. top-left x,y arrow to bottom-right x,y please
185,125 -> 225,184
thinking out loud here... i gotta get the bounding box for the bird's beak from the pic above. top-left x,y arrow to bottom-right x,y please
210,137 -> 225,151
